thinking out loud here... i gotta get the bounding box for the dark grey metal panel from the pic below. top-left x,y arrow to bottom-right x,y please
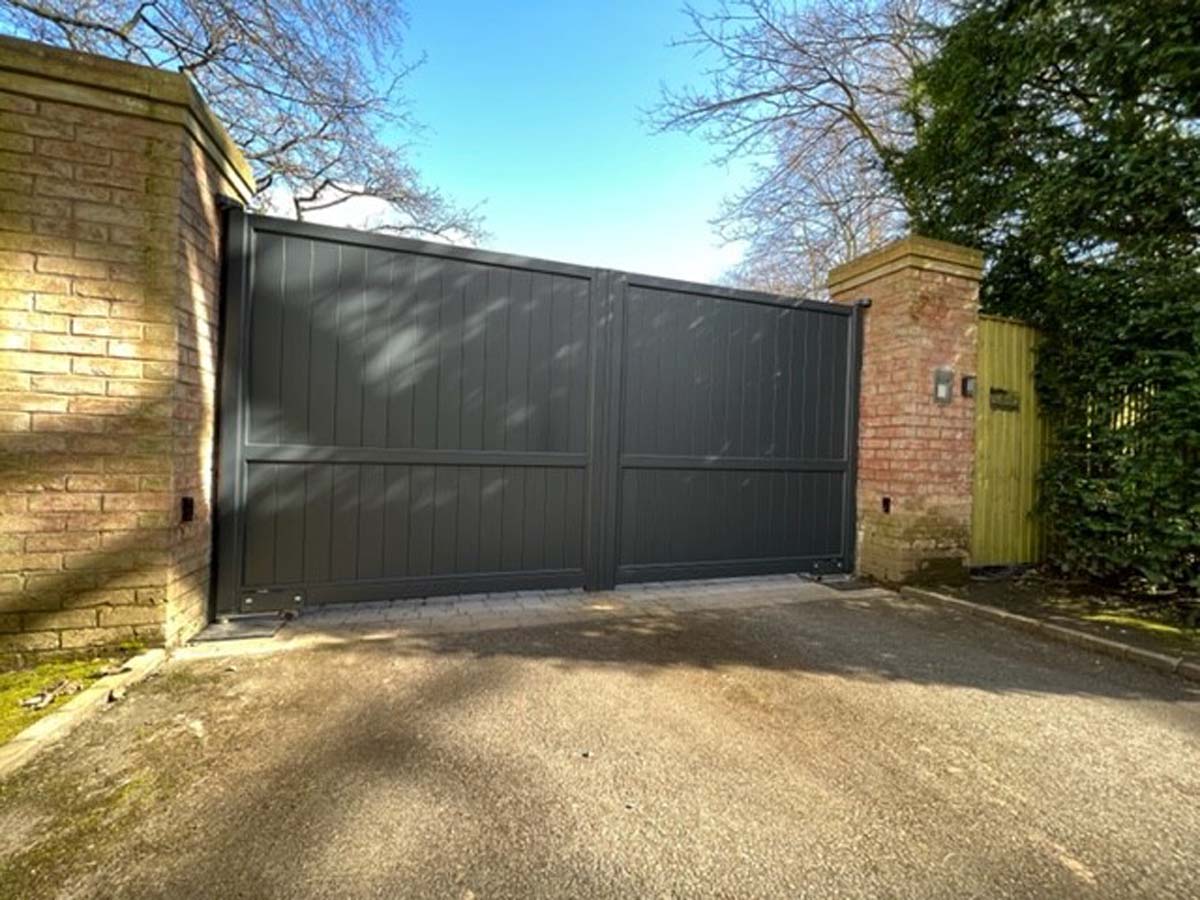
214,214 -> 859,614
612,282 -> 856,581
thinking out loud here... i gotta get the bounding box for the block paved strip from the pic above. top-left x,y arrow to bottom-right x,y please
280,577 -> 839,640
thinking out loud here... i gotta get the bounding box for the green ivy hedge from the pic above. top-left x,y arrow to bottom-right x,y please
891,0 -> 1200,592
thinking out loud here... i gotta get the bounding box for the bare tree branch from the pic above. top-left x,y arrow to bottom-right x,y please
653,0 -> 949,295
1,0 -> 484,240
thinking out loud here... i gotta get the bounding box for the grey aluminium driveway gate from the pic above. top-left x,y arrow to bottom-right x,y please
215,212 -> 862,614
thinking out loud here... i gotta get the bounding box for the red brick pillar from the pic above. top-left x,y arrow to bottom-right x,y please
828,237 -> 983,583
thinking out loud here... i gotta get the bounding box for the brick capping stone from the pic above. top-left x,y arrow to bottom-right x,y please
829,235 -> 984,584
0,35 -> 255,201
0,35 -> 252,668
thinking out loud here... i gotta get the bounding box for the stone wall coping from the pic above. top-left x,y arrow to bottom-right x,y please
0,34 -> 255,202
828,235 -> 984,295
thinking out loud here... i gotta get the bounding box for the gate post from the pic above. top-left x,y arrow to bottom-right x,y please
828,237 -> 983,583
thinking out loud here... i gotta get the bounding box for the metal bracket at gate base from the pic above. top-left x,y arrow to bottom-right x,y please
241,589 -> 304,614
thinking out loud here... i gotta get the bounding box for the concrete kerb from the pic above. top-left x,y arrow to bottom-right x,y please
901,586 -> 1199,683
0,648 -> 166,782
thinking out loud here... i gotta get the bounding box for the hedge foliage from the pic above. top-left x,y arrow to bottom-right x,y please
892,0 -> 1200,589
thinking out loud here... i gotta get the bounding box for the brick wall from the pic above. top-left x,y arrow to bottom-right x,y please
829,237 -> 983,583
0,36 -> 253,668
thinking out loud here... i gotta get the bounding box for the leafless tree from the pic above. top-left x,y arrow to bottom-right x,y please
2,0 -> 482,239
656,0 -> 948,296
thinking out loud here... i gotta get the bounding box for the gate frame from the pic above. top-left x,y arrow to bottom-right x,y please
212,211 -> 863,617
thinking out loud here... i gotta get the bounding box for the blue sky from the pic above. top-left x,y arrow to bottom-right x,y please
395,1 -> 751,283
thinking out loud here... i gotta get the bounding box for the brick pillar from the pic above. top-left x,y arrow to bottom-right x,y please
0,36 -> 253,667
828,236 -> 983,583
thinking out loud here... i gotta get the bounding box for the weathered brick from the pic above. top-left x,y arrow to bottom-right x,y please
30,413 -> 107,433
0,291 -> 33,311
34,294 -> 109,317
0,91 -> 37,113
70,318 -> 142,338
36,176 -> 111,208
0,551 -> 60,571
36,137 -> 111,165
29,333 -> 108,355
0,190 -> 71,219
59,626 -> 134,649
0,250 -> 34,270
30,374 -> 107,395
28,493 -> 101,512
0,632 -> 59,652
66,474 -> 139,492
0,133 -> 34,154
71,357 -> 141,377
0,351 -> 71,373
24,531 -> 99,551
101,493 -> 173,512
22,609 -> 97,630
97,605 -> 162,627
0,411 -> 30,430
34,253 -> 110,278
0,171 -> 34,193
2,112 -> 72,139
0,391 -> 68,412
107,340 -> 176,362
73,279 -> 146,302
0,310 -> 69,332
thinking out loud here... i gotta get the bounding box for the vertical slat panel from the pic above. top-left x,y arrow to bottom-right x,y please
972,316 -> 1048,566
505,270 -> 532,451
479,466 -> 504,572
242,463 -> 277,585
273,463 -> 306,584
460,266 -> 487,451
303,464 -> 332,582
523,467 -> 547,569
412,258 -> 440,449
437,263 -> 464,450
357,464 -> 385,579
527,272 -> 552,450
330,464 -> 360,581
383,466 -> 410,578
545,468 -> 566,569
408,465 -> 435,576
483,268 -> 509,451
568,277 -> 590,454
549,276 -> 572,452
248,232 -> 284,445
361,250 -> 393,448
456,466 -> 482,572
307,239 -> 339,445
432,465 -> 458,574
500,468 -> 525,571
334,244 -> 366,446
279,237 -> 311,444
564,469 -> 584,570
386,255 -> 416,449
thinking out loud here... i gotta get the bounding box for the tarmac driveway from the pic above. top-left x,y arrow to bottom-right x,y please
1,589 -> 1198,899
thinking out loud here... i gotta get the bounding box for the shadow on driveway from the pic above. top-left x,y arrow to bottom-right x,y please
2,592 -> 1198,899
